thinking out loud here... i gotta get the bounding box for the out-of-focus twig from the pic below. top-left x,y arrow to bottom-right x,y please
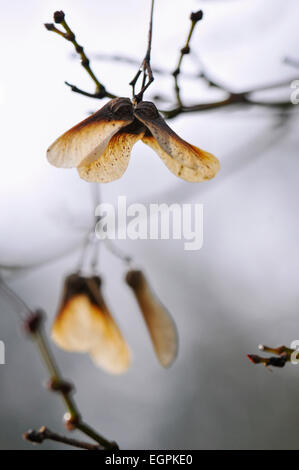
24,426 -> 102,450
0,278 -> 118,450
247,344 -> 298,369
284,57 -> 299,69
45,11 -> 116,99
90,52 -> 202,79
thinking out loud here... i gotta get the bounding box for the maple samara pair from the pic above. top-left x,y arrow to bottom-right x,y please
47,98 -> 220,183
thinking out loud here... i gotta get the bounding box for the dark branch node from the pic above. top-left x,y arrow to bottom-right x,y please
47,378 -> 74,395
23,309 -> 44,334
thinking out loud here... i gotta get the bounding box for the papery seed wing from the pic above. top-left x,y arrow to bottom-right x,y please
52,294 -> 107,351
89,311 -> 131,374
135,101 -> 219,180
78,123 -> 145,183
142,133 -> 218,182
47,97 -> 134,169
86,277 -> 131,374
52,274 -> 131,374
126,270 -> 178,368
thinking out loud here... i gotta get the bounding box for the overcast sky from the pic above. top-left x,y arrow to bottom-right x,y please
0,0 -> 299,450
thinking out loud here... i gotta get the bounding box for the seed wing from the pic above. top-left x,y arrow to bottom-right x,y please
126,270 -> 178,368
134,101 -> 219,181
78,127 -> 144,183
47,97 -> 134,169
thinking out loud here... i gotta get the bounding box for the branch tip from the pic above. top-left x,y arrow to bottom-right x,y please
54,11 -> 65,24
190,10 -> 203,23
44,23 -> 55,32
64,412 -> 80,431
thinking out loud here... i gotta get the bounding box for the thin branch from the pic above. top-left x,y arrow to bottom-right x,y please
44,9 -> 298,120
45,11 -> 116,99
25,310 -> 118,449
161,9 -> 296,119
90,52 -> 199,78
91,184 -> 101,271
247,344 -> 298,369
130,0 -> 155,102
284,56 -> 299,69
24,426 -> 102,450
0,278 -> 118,450
104,239 -> 133,266
0,279 -> 31,319
172,10 -> 203,107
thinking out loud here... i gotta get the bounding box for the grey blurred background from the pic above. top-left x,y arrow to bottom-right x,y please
0,0 -> 299,450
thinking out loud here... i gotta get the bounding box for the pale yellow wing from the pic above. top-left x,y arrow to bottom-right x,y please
52,274 -> 131,374
47,97 -> 134,168
78,125 -> 144,183
52,294 -> 106,351
89,312 -> 131,374
126,270 -> 178,368
143,133 -> 218,182
134,101 -> 219,181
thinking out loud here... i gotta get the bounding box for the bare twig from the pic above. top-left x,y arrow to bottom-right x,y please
130,0 -> 155,102
247,344 -> 298,369
45,11 -> 116,99
91,52 -> 199,78
104,239 -> 133,266
24,426 -> 102,450
25,310 -> 118,449
44,8 -> 298,120
160,9 -> 296,119
0,278 -> 118,450
172,10 -> 203,106
284,57 -> 299,69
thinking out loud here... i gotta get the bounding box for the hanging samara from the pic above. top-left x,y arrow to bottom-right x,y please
47,97 -> 219,183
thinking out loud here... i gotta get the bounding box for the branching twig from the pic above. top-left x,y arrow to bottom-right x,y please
25,310 -> 118,449
172,10 -> 203,107
0,278 -> 118,450
130,0 -> 155,102
45,8 -> 298,120
24,426 -> 102,450
160,10 -> 296,119
45,11 -> 116,99
247,344 -> 298,369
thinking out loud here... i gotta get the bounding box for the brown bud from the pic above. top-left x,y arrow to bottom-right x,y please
180,46 -> 190,55
81,57 -> 90,67
190,10 -> 203,23
247,353 -> 288,368
54,11 -> 65,23
75,45 -> 84,54
23,309 -> 44,334
44,23 -> 55,31
47,378 -> 74,395
247,354 -> 263,364
23,427 -> 45,444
